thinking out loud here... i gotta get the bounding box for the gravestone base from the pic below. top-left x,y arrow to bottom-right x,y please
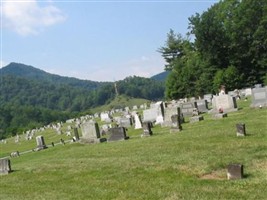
237,132 -> 245,137
34,145 -> 47,151
80,138 -> 107,144
170,127 -> 182,133
213,113 -> 227,119
108,136 -> 129,142
190,116 -> 204,123
0,159 -> 11,175
141,131 -> 153,137
227,164 -> 244,180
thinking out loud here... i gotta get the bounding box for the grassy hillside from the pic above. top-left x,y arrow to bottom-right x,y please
0,98 -> 266,199
91,95 -> 150,113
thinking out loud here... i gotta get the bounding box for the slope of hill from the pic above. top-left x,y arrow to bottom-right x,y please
1,62 -> 108,90
150,71 -> 170,81
0,62 -> 165,137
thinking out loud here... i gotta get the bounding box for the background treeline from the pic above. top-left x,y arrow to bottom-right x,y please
0,63 -> 165,138
160,0 -> 267,99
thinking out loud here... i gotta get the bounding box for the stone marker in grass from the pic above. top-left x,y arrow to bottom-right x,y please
236,123 -> 246,136
170,114 -> 182,133
35,135 -> 47,151
141,121 -> 153,137
108,127 -> 129,142
80,121 -> 106,143
0,158 -> 11,175
227,164 -> 244,180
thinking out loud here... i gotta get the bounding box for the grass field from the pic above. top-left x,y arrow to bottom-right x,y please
0,98 -> 266,200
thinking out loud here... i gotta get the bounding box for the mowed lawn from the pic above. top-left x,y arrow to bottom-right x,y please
0,99 -> 266,200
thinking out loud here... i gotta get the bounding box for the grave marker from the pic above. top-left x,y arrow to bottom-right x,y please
141,122 -> 153,137
212,94 -> 238,113
170,114 -> 182,133
108,127 -> 129,142
250,87 -> 267,108
0,159 -> 11,175
35,136 -> 47,151
236,123 -> 246,136
80,121 -> 106,143
227,164 -> 244,180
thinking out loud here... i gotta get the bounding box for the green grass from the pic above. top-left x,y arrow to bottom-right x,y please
0,99 -> 267,200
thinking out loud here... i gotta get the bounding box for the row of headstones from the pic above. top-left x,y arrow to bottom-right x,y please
118,86 -> 266,125
2,121 -> 247,177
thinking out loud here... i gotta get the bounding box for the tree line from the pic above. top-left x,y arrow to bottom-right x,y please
0,74 -> 164,138
159,0 -> 267,99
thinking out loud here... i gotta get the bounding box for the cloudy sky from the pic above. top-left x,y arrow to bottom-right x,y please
1,0 -> 218,81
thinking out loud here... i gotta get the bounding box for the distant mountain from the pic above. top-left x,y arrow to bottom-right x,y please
1,62 -> 109,90
0,62 -> 165,137
150,71 -> 170,81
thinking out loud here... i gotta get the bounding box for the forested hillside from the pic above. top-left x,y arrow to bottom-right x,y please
160,0 -> 267,99
0,63 -> 165,138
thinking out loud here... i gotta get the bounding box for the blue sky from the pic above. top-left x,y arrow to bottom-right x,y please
1,0 -> 218,81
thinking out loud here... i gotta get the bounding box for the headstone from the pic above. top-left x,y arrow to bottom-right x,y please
141,122 -> 153,137
0,159 -> 11,175
250,87 -> 267,108
196,100 -> 209,113
255,84 -> 262,88
212,94 -> 238,113
204,94 -> 213,103
143,108 -> 158,122
170,114 -> 182,133
236,123 -> 246,136
10,151 -> 20,157
119,118 -> 132,128
227,164 -> 244,180
80,121 -> 106,143
35,136 -> 47,150
181,102 -> 198,117
107,127 -> 129,142
190,115 -> 204,123
245,88 -> 252,96
132,105 -> 138,110
100,113 -> 112,122
163,107 -> 183,127
134,114 -> 142,129
73,127 -> 80,141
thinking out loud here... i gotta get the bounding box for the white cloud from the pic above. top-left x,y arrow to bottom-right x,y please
2,0 -> 66,36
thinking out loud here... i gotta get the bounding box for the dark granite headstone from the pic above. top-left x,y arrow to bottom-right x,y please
227,164 -> 244,180
236,123 -> 246,136
196,100 -> 208,113
108,127 -> 129,142
0,159 -> 11,175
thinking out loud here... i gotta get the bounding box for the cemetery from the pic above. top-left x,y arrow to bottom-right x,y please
0,95 -> 266,199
